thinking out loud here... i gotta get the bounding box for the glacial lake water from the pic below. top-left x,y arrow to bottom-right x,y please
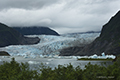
0,57 -> 113,70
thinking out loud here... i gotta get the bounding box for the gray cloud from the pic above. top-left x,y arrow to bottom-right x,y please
0,0 -> 60,10
0,0 -> 120,34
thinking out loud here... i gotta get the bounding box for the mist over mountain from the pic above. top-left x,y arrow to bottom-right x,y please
0,23 -> 40,47
12,27 -> 60,36
60,10 -> 120,56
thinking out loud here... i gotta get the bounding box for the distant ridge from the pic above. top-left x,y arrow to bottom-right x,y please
13,27 -> 60,36
62,31 -> 100,35
0,23 -> 40,47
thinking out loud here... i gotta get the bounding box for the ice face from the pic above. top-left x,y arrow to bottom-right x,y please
0,33 -> 100,57
102,52 -> 105,56
89,53 -> 116,59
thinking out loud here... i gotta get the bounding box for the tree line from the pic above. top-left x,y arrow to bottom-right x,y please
0,57 -> 120,80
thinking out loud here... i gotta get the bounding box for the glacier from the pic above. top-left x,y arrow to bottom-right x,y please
0,33 -> 100,57
0,32 -> 116,70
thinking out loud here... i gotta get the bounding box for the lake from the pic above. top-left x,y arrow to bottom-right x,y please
0,56 -> 113,70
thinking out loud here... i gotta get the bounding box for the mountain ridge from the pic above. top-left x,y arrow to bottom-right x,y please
60,10 -> 120,56
0,23 -> 40,47
12,27 -> 60,36
77,10 -> 120,56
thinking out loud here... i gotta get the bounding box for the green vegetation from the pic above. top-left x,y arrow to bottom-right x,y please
0,58 -> 38,80
77,58 -> 114,61
0,58 -> 120,80
116,55 -> 120,65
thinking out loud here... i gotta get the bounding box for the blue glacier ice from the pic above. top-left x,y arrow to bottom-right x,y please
0,33 -> 100,58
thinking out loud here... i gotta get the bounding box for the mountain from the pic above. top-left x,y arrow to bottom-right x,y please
63,31 -> 100,35
0,23 -> 40,47
59,46 -> 84,56
60,10 -> 120,56
13,27 -> 60,36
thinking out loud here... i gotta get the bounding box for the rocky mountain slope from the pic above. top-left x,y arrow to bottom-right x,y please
0,51 -> 10,56
0,23 -> 40,47
60,10 -> 120,56
13,27 -> 60,36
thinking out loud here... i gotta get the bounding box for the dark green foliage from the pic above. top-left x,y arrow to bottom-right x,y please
116,55 -> 120,65
0,58 -> 38,80
77,58 -> 113,61
0,58 -> 120,80
38,64 -> 83,80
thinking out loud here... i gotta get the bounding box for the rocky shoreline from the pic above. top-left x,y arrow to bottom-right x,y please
0,51 -> 10,56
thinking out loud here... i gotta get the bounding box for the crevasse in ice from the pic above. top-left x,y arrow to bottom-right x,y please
0,33 -> 100,57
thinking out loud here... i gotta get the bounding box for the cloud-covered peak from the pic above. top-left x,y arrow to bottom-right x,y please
0,0 -> 120,34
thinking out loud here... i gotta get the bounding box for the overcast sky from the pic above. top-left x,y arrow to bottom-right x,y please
0,0 -> 120,34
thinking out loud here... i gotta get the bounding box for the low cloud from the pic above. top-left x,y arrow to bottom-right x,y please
0,0 -> 60,10
0,0 -> 120,34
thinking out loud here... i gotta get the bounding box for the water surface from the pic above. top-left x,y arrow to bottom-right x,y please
0,57 -> 113,70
